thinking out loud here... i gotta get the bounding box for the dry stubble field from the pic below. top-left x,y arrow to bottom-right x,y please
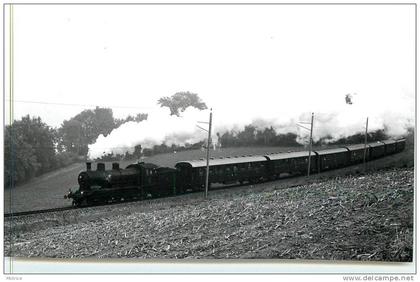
4,167 -> 413,261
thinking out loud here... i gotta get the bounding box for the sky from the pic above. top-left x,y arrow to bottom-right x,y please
5,4 -> 415,157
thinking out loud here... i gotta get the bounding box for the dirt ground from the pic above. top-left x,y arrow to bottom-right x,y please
5,168 -> 413,261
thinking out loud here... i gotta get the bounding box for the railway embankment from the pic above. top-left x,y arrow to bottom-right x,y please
5,167 -> 413,261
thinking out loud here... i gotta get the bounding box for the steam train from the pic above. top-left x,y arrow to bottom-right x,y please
65,139 -> 406,207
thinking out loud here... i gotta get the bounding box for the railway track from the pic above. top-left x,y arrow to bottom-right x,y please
3,173 -> 306,218
3,161 -> 405,219
4,206 -> 75,218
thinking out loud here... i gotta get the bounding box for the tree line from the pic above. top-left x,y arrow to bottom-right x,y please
218,126 -> 301,147
4,108 -> 147,187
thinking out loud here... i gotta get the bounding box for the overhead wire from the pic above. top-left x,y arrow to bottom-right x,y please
5,99 -> 156,110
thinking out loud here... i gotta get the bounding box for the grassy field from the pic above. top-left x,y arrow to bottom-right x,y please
4,141 -> 414,213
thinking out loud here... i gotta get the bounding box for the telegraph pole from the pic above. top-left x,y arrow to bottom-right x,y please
205,109 -> 212,199
196,108 -> 213,199
363,117 -> 369,173
297,112 -> 314,177
307,113 -> 314,177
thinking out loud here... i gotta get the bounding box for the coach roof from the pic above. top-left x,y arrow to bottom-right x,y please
175,155 -> 268,168
265,151 -> 316,161
315,147 -> 349,155
382,139 -> 397,145
368,141 -> 385,148
345,144 -> 369,150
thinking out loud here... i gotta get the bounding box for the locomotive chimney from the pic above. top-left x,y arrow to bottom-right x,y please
112,162 -> 120,170
97,163 -> 105,171
86,162 -> 92,171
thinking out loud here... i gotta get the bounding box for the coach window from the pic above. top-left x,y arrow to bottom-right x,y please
145,170 -> 152,184
228,166 -> 233,176
219,166 -> 224,176
233,165 -> 238,175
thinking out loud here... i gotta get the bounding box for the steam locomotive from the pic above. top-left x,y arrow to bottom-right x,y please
65,139 -> 406,207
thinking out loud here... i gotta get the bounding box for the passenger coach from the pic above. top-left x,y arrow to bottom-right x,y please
265,151 -> 318,176
175,155 -> 269,191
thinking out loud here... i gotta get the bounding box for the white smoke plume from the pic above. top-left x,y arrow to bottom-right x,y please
88,107 -> 211,159
88,92 -> 414,160
293,92 -> 414,144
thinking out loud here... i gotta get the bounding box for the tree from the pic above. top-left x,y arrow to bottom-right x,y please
4,115 -> 56,186
5,126 -> 38,186
219,130 -> 238,147
58,107 -> 116,155
132,145 -> 142,159
274,132 -> 300,146
114,113 -> 148,128
59,108 -> 148,155
256,127 -> 277,145
236,125 -> 257,146
157,91 -> 207,116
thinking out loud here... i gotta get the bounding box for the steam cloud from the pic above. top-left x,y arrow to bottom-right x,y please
88,93 -> 414,160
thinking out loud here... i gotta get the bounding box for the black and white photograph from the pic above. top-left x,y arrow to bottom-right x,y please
3,3 -> 415,275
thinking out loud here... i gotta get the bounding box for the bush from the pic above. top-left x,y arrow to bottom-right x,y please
55,152 -> 80,168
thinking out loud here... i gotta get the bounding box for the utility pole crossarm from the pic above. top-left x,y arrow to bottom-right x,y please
196,125 -> 208,132
307,113 -> 314,177
195,109 -> 213,199
204,109 -> 213,199
296,113 -> 315,177
363,117 -> 369,173
297,124 -> 311,131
